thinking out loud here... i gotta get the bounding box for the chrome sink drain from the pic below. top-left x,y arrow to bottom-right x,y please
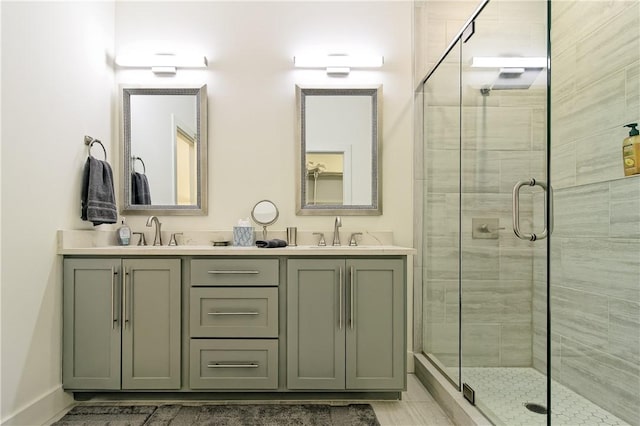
524,403 -> 548,414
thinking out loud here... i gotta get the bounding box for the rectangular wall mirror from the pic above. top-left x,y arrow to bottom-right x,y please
296,85 -> 381,215
120,85 -> 207,215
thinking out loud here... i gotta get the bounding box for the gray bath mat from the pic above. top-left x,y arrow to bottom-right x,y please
52,405 -> 157,425
53,403 -> 380,426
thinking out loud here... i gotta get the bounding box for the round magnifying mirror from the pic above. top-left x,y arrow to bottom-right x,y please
251,200 -> 279,240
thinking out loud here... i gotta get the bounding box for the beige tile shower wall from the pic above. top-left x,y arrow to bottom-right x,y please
551,1 -> 639,188
422,90 -> 545,368
533,178 -> 640,425
413,0 -> 482,87
414,0 -> 478,360
545,1 -> 640,424
415,0 -> 547,370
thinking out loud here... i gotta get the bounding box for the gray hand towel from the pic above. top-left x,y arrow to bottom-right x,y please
132,172 -> 152,205
255,239 -> 288,248
81,156 -> 117,225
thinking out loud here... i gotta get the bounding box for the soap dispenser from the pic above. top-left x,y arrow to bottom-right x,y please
117,217 -> 131,246
623,123 -> 640,176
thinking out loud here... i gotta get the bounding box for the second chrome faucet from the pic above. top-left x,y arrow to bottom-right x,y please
333,216 -> 342,246
146,216 -> 162,246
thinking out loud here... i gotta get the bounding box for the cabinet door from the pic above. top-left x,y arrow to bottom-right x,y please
121,259 -> 181,389
346,259 -> 405,390
63,258 -> 121,390
287,259 -> 345,389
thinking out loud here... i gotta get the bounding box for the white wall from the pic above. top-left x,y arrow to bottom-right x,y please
1,2 -> 115,424
114,1 -> 414,248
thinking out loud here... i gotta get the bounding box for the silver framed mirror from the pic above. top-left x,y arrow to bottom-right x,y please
295,85 -> 381,215
251,200 -> 279,240
120,85 -> 208,215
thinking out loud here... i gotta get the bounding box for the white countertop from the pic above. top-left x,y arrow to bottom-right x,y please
58,245 -> 414,256
57,230 -> 415,256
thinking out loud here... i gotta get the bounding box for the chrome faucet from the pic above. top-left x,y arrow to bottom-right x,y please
146,216 -> 163,246
332,216 -> 342,246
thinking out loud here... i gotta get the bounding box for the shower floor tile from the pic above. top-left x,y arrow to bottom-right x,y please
458,367 -> 629,426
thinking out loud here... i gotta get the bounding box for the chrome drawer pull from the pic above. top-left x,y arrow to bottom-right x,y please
124,269 -> 130,326
350,266 -> 355,329
339,267 -> 343,330
111,268 -> 118,329
207,312 -> 259,316
207,270 -> 259,275
207,363 -> 259,368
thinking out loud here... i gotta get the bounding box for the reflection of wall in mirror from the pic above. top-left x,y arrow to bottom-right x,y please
306,152 -> 344,205
130,95 -> 196,205
305,95 -> 372,205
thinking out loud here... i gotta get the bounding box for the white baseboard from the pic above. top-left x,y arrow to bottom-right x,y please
2,386 -> 73,426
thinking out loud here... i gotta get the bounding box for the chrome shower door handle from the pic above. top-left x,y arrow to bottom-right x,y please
512,178 -> 552,241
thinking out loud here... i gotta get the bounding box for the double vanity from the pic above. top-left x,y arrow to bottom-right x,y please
59,230 -> 413,399
61,82 -> 408,399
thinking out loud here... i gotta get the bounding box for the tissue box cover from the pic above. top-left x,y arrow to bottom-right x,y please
233,226 -> 254,246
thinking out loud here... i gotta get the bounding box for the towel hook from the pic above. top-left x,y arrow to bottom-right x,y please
84,135 -> 107,161
132,156 -> 147,174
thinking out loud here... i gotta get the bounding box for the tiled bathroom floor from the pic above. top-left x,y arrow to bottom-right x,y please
460,367 -> 629,426
371,373 -> 454,425
44,374 -> 455,426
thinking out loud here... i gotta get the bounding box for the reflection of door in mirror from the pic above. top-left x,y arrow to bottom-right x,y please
306,152 -> 346,205
173,119 -> 197,205
304,94 -> 371,205
129,94 -> 197,205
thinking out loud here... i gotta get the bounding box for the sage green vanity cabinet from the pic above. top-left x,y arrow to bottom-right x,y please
63,258 -> 181,390
60,247 -> 410,395
287,258 -> 405,391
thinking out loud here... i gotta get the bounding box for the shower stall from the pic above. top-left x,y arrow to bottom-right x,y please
414,0 -> 640,425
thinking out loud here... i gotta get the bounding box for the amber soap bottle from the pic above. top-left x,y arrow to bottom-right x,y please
623,123 -> 640,176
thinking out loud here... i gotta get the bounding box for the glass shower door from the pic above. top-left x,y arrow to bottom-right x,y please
421,39 -> 462,388
459,0 -> 549,424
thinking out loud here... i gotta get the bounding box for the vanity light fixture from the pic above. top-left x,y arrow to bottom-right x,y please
471,56 -> 547,69
293,53 -> 384,75
115,53 -> 208,74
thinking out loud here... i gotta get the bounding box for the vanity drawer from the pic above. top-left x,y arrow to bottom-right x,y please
190,339 -> 278,389
190,287 -> 278,338
191,259 -> 279,287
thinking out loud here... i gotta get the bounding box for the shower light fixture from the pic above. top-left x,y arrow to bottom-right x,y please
115,53 -> 208,74
471,56 -> 547,69
293,53 -> 384,75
